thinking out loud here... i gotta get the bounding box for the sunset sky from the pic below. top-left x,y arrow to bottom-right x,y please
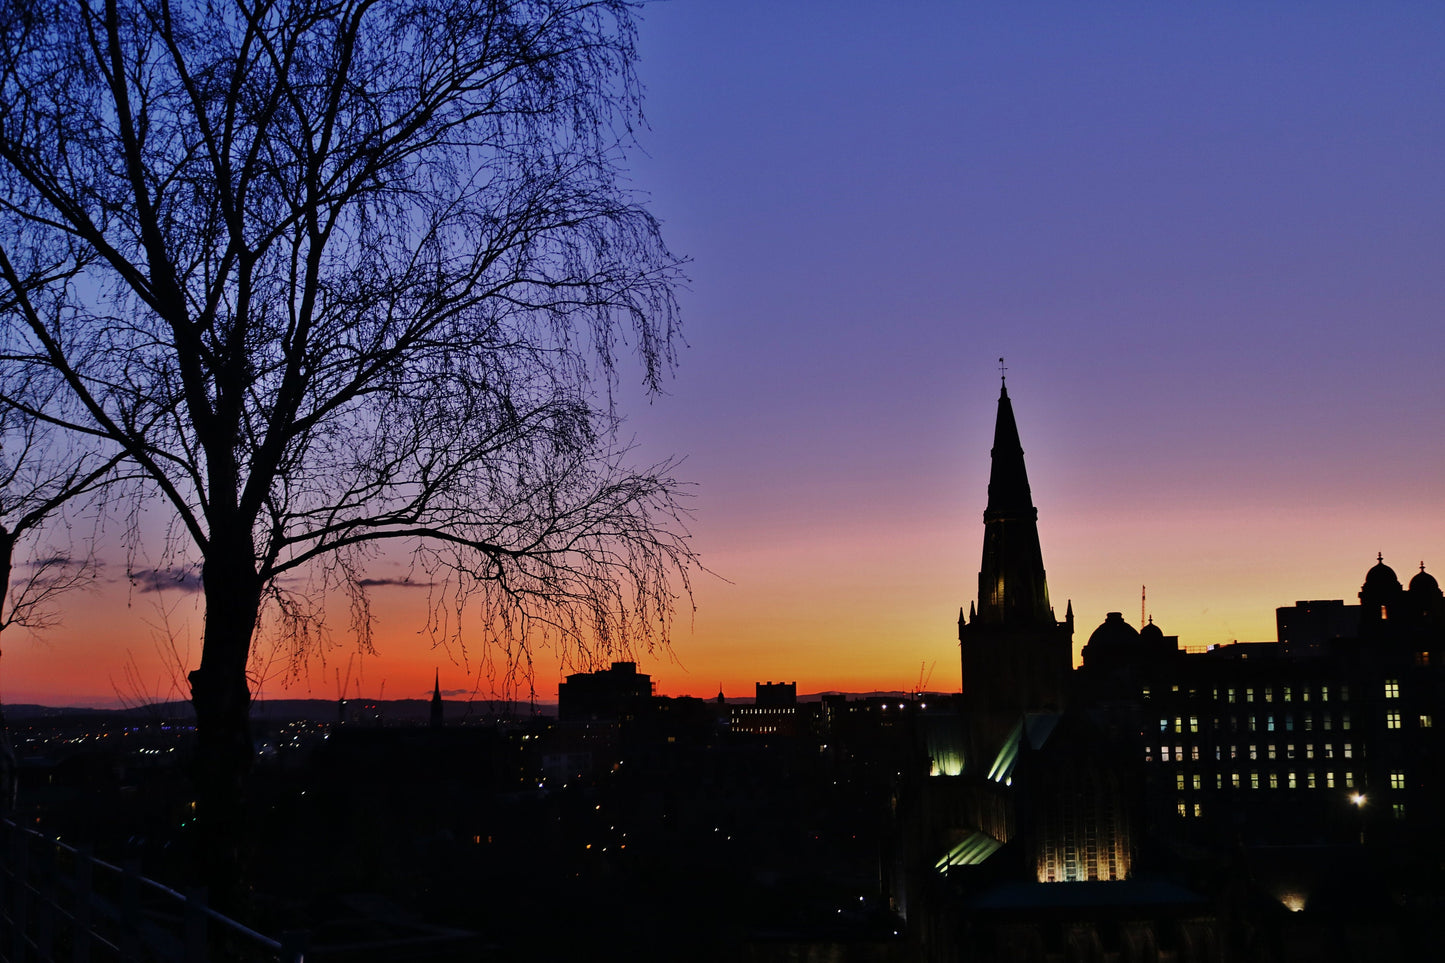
6,2 -> 1445,708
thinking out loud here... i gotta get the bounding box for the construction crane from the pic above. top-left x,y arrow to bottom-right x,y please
916,660 -> 936,696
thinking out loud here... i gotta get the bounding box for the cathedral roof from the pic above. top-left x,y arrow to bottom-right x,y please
1410,563 -> 1440,596
1086,612 -> 1140,649
1362,553 -> 1402,593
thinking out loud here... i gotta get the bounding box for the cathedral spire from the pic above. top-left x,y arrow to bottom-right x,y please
430,669 -> 443,729
976,381 -> 1052,626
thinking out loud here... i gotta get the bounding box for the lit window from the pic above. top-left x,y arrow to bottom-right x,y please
1250,772 -> 1260,789
1306,744 -> 1314,759
1421,714 -> 1433,729
1231,773 -> 1241,788
1302,686 -> 1311,702
1267,715 -> 1276,732
1177,800 -> 1187,817
1176,772 -> 1186,790
1249,715 -> 1258,732
1389,770 -> 1405,790
1192,773 -> 1202,790
1385,679 -> 1400,699
1320,685 -> 1330,702
1393,803 -> 1406,820
1142,686 -> 1152,699
1326,771 -> 1335,788
1269,772 -> 1279,789
1286,743 -> 1295,759
1249,744 -> 1258,760
1325,744 -> 1335,759
1216,773 -> 1223,789
1246,688 -> 1255,703
1265,687 -> 1274,703
1161,745 -> 1171,761
1228,688 -> 1237,704
1344,771 -> 1355,787
1283,687 -> 1292,703
1160,717 -> 1170,733
1416,652 -> 1431,667
1193,802 -> 1203,818
1287,771 -> 1297,789
1307,771 -> 1317,789
1304,714 -> 1313,731
1190,746 -> 1200,761
1230,744 -> 1239,759
1175,716 -> 1183,732
1189,716 -> 1199,733
1214,746 -> 1223,761
1175,745 -> 1183,760
1386,712 -> 1401,730
1268,745 -> 1277,760
1343,743 -> 1353,758
1341,713 -> 1351,731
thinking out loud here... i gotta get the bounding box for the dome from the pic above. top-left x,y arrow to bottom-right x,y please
1139,619 -> 1164,641
1363,554 -> 1402,592
1410,563 -> 1440,596
1087,611 -> 1140,649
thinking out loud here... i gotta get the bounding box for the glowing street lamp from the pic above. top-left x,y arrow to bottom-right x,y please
1349,791 -> 1367,845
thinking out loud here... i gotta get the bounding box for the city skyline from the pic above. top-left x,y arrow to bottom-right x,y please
5,1 -> 1445,707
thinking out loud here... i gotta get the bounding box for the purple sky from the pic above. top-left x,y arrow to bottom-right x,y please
610,1 -> 1445,692
9,1 -> 1445,706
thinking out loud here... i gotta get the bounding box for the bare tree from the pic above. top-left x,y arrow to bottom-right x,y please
0,403 -> 115,641
0,0 -> 692,892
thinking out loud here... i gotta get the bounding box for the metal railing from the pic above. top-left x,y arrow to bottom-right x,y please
0,819 -> 303,962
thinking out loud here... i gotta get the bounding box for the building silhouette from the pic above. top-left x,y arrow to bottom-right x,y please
898,377 -> 1445,962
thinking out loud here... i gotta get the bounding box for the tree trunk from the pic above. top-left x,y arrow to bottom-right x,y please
189,544 -> 263,910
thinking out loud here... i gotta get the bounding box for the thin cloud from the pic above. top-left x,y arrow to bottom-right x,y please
19,555 -> 79,569
129,568 -> 203,594
356,577 -> 434,589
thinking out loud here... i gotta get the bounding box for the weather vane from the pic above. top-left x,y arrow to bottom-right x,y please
998,357 -> 1007,384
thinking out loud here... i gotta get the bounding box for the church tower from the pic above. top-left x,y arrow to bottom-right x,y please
959,375 -> 1073,769
430,669 -> 444,729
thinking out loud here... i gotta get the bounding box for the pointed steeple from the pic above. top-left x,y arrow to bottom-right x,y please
429,669 -> 443,729
976,381 -> 1052,626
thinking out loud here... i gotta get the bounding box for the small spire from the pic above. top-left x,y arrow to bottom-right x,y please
1378,552 -> 1384,564
429,669 -> 443,729
998,356 -> 1008,386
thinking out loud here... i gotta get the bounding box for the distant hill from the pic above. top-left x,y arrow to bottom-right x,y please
1,689 -> 953,725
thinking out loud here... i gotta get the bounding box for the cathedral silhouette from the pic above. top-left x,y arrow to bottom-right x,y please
898,377 -> 1445,961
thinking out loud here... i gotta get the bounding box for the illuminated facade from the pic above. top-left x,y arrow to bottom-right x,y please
1081,556 -> 1445,852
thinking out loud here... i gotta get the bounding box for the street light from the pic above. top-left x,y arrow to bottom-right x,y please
1349,791 -> 1366,844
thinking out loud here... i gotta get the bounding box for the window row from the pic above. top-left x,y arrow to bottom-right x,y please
1158,710 -> 1431,735
1154,742 -> 1358,762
